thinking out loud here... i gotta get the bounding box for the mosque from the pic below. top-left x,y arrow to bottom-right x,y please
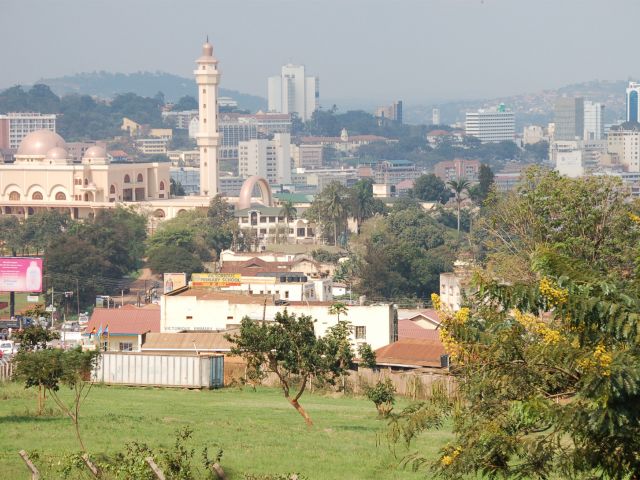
0,40 -> 275,223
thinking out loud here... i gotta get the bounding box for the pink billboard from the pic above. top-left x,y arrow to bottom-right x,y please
0,257 -> 43,293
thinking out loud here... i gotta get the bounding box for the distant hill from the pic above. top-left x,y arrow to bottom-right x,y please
405,79 -> 630,127
36,71 -> 266,112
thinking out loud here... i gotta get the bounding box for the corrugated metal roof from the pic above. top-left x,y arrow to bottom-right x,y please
142,331 -> 236,352
375,338 -> 446,368
398,320 -> 441,340
85,306 -> 160,335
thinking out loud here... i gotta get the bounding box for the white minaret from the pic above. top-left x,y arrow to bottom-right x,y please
194,38 -> 220,196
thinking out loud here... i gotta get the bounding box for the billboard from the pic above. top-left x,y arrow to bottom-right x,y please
0,257 -> 43,293
191,273 -> 241,287
163,273 -> 187,293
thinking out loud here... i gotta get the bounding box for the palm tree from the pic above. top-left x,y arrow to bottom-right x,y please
279,200 -> 297,222
322,182 -> 348,246
447,178 -> 471,234
350,180 -> 376,234
328,302 -> 349,322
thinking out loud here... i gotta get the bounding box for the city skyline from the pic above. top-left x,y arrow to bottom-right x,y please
3,0 -> 640,104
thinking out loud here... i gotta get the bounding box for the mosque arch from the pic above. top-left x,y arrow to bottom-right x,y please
26,185 -> 46,201
3,184 -> 23,198
49,184 -> 70,200
153,209 -> 165,218
238,176 -> 273,210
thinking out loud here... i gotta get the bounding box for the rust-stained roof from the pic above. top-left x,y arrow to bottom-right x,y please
142,331 -> 237,352
85,306 -> 160,335
398,320 -> 441,340
374,338 -> 446,368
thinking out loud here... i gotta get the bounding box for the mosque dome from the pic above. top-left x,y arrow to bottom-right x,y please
45,146 -> 68,160
16,130 -> 67,156
83,145 -> 107,159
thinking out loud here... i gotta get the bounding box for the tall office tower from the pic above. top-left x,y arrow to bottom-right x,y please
0,113 -> 57,150
375,101 -> 403,123
432,108 -> 440,125
194,39 -> 221,196
238,133 -> 292,185
607,124 -> 640,172
554,97 -> 584,141
583,101 -> 605,140
464,104 -> 515,143
267,64 -> 319,121
626,82 -> 640,123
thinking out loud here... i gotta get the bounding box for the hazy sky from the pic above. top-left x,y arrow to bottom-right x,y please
2,0 -> 638,104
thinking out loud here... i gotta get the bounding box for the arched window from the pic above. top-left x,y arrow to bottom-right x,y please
110,185 -> 116,194
159,181 -> 165,191
137,173 -> 143,183
55,192 -> 66,201
32,192 -> 43,200
9,191 -> 20,201
153,209 -> 165,218
84,178 -> 88,186
124,174 -> 131,184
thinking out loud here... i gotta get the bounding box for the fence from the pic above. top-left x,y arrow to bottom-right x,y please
258,367 -> 457,400
0,358 -> 13,381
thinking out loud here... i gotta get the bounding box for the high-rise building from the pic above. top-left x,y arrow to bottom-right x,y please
554,97 -> 584,141
464,105 -> 515,143
238,133 -> 292,185
432,108 -> 440,125
607,124 -> 640,172
0,113 -> 57,150
194,39 -> 221,196
268,64 -> 319,121
626,82 -> 640,123
583,101 -> 605,140
375,101 -> 403,123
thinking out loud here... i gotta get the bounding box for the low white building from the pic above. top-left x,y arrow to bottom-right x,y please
161,289 -> 396,350
220,275 -> 332,302
439,261 -> 474,311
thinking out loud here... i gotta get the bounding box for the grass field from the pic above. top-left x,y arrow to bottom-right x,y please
0,382 -> 451,479
0,293 -> 44,317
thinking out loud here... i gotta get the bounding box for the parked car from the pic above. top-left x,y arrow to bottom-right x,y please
0,341 -> 15,356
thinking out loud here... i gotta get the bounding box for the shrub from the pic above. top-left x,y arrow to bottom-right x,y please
365,378 -> 396,417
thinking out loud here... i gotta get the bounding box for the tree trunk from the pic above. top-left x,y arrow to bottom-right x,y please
289,398 -> 313,427
457,199 -> 461,234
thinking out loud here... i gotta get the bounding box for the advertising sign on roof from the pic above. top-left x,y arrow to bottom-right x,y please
0,257 -> 43,293
191,273 -> 241,287
163,273 -> 187,293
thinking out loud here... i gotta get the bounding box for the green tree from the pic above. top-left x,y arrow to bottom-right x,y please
279,200 -> 297,222
410,174 -> 452,203
147,245 -> 204,276
446,178 -> 470,234
349,179 -> 385,233
227,311 -> 352,426
170,177 -> 186,196
357,343 -> 377,369
174,95 -> 198,111
365,378 -> 395,417
307,181 -> 350,246
328,302 -> 348,322
13,323 -> 59,352
468,164 -> 494,204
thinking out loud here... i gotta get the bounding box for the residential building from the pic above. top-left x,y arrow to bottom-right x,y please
374,159 -> 420,185
167,150 -> 199,167
161,289 -> 396,350
219,251 -> 336,279
0,113 -> 57,150
434,159 -> 481,182
373,338 -> 447,370
555,148 -> 584,178
136,137 -> 169,155
121,117 -> 143,136
554,97 -> 584,141
439,261 -> 473,311
626,81 -> 640,123
299,129 -> 392,154
162,110 -> 199,129
522,125 -> 545,145
292,144 -> 323,168
607,124 -> 640,172
221,275 -> 332,302
584,101 -> 605,140
464,105 -> 515,143
238,133 -> 292,185
267,64 -> 319,121
234,204 -> 316,246
218,176 -> 245,196
375,101 -> 403,123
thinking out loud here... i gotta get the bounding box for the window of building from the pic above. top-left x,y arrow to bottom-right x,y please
137,173 -> 143,183
124,174 -> 131,183
159,181 -> 165,191
284,291 -> 289,299
9,191 -> 20,201
55,192 -> 66,201
297,228 -> 305,237
355,326 -> 366,340
110,185 -> 116,194
269,216 -> 276,222
186,315 -> 193,320
32,192 -> 43,200
119,342 -> 133,352
84,178 -> 88,186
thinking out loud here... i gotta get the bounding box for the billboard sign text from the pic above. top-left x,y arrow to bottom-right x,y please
191,273 -> 241,287
163,273 -> 187,293
0,257 -> 43,292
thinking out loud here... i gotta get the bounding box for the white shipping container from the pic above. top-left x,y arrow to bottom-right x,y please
94,352 -> 223,389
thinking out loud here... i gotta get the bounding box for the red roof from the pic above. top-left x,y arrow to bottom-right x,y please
398,320 -> 441,340
375,338 -> 446,368
109,150 -> 129,157
85,305 -> 160,335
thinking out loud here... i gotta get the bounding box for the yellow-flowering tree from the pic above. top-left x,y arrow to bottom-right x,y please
389,169 -> 640,479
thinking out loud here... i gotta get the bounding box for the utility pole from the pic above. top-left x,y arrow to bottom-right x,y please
76,278 -> 80,316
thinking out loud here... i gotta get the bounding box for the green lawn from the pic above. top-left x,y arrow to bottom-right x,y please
0,382 -> 451,479
0,293 -> 44,317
